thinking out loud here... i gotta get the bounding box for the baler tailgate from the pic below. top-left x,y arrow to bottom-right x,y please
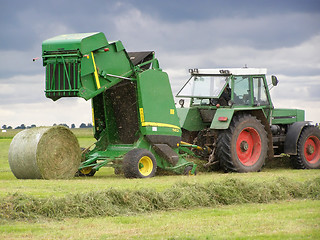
45,54 -> 80,100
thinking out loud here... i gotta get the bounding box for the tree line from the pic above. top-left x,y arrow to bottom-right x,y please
1,123 -> 93,130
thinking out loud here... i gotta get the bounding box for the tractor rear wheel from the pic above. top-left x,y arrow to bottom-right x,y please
291,126 -> 320,169
217,114 -> 268,172
123,149 -> 157,178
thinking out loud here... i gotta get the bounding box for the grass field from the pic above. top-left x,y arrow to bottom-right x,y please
0,128 -> 319,239
1,200 -> 319,239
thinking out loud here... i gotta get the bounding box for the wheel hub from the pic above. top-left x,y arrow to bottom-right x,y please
306,144 -> 315,155
304,135 -> 320,163
240,141 -> 249,152
138,156 -> 153,176
236,127 -> 262,166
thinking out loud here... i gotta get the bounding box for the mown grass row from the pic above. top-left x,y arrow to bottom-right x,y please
1,176 -> 319,221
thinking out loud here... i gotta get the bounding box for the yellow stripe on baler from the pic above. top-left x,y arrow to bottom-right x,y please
91,52 -> 101,89
141,122 -> 181,130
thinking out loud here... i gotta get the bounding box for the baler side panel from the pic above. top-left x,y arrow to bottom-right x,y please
137,70 -> 181,137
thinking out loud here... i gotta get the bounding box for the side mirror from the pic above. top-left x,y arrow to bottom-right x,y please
271,75 -> 279,86
179,99 -> 185,108
228,100 -> 234,107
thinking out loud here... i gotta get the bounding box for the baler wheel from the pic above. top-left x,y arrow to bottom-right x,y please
217,114 -> 268,172
75,147 -> 96,177
123,149 -> 157,178
291,126 -> 320,169
184,165 -> 197,176
76,167 -> 96,177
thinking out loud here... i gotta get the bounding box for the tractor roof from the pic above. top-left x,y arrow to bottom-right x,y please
192,68 -> 267,75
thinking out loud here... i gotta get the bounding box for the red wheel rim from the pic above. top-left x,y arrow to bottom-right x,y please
304,135 -> 320,164
236,127 -> 261,166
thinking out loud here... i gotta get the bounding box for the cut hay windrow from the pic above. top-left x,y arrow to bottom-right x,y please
0,177 -> 319,220
8,126 -> 81,179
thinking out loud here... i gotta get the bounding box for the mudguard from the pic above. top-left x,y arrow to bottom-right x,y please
210,108 -> 235,129
284,121 -> 310,155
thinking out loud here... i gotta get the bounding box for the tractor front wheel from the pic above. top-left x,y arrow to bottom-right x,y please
291,126 -> 320,169
217,114 -> 268,173
123,149 -> 157,178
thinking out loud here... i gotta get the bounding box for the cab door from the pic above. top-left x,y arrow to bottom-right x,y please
252,76 -> 272,120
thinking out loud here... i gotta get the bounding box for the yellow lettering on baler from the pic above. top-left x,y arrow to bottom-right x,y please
139,108 -> 145,123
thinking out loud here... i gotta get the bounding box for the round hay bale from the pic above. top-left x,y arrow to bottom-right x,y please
8,126 -> 81,179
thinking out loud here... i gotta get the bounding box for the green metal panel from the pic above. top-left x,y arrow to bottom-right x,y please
177,108 -> 206,131
137,69 -> 181,137
176,108 -> 188,127
296,109 -> 305,121
114,41 -> 125,52
42,32 -> 108,54
271,108 -> 305,124
80,53 -> 95,76
210,108 -> 235,129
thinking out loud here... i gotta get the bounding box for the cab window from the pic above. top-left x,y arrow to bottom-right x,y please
233,76 -> 251,105
253,77 -> 269,106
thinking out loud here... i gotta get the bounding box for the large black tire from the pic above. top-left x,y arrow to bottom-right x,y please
291,126 -> 320,169
123,148 -> 157,178
216,114 -> 268,173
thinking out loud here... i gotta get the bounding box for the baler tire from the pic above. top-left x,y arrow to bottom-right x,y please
123,149 -> 157,178
75,147 -> 96,177
184,165 -> 197,176
76,167 -> 96,177
114,167 -> 123,175
291,126 -> 320,169
216,114 -> 268,173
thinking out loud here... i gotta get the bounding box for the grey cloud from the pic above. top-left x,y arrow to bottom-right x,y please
0,74 -> 45,104
2,0 -> 319,52
1,0 -> 319,127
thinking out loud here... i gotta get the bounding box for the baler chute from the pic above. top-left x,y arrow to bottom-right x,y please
41,32 -> 197,178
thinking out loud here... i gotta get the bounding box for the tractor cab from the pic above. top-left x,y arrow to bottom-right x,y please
176,69 -> 231,106
177,68 -> 274,116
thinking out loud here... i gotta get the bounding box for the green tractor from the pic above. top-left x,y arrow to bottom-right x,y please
176,68 -> 320,172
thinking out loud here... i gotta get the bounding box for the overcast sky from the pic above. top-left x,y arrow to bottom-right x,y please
1,0 -> 320,128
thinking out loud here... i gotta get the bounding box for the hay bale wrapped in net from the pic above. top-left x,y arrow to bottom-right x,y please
8,126 -> 81,179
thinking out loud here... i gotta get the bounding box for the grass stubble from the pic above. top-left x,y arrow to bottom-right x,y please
0,128 -> 319,239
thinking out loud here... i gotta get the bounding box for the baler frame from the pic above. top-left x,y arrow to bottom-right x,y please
42,32 -> 197,178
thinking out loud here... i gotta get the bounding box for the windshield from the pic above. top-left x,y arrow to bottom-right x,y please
176,75 -> 229,98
